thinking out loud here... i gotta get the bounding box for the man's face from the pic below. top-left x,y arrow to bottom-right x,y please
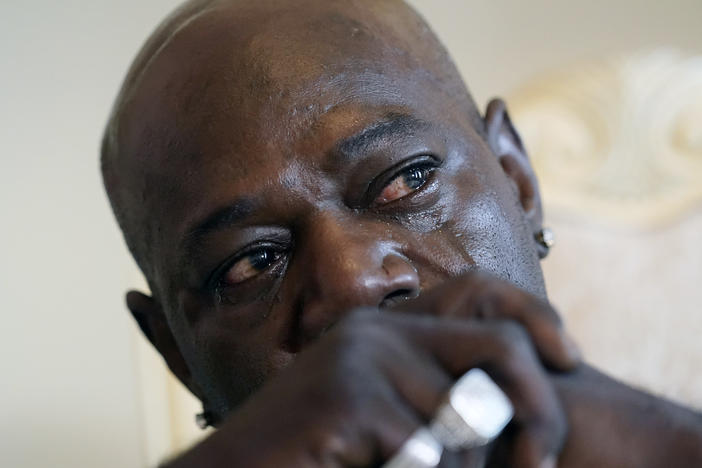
115,0 -> 544,416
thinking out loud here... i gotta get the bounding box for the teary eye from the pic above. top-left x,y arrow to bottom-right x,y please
221,248 -> 280,286
374,163 -> 436,205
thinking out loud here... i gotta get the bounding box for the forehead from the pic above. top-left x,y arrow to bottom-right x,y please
117,0 -> 473,274
125,4 -> 448,129
120,0 -> 455,148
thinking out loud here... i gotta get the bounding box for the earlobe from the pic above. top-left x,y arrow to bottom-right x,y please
484,98 -> 544,243
126,290 -> 205,401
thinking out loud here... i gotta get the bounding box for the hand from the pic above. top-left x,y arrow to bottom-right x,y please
392,272 -> 580,467
551,365 -> 702,468
395,271 -> 581,373
399,272 -> 702,468
163,307 -> 568,468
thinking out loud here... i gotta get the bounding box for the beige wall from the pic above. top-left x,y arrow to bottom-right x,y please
408,0 -> 702,106
1,1 -> 700,467
1,1 -> 189,467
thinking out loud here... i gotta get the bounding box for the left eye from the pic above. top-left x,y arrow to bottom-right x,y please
374,164 -> 435,205
221,248 -> 280,286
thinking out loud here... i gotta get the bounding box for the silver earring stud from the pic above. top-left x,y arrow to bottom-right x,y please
535,227 -> 555,251
195,411 -> 213,429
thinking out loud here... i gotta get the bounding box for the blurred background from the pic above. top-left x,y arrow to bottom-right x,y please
1,1 -> 700,466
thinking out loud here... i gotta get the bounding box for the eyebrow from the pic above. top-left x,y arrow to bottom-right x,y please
179,197 -> 256,263
334,113 -> 432,161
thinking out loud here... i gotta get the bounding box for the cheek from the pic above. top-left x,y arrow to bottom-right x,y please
435,162 -> 543,293
176,292 -> 295,412
199,322 -> 295,412
454,194 -> 522,273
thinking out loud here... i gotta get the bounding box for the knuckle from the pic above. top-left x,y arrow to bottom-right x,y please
494,320 -> 530,349
306,429 -> 349,465
538,300 -> 564,327
488,321 -> 536,366
472,278 -> 509,317
465,273 -> 494,296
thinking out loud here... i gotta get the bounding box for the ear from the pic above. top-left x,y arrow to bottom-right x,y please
126,290 -> 205,400
484,98 -> 547,258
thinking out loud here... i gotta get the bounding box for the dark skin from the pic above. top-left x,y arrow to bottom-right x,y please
103,0 -> 702,466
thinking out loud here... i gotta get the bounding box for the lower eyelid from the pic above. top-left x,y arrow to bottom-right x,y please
215,251 -> 288,303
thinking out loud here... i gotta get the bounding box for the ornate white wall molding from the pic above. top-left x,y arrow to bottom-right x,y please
509,50 -> 702,411
510,49 -> 702,229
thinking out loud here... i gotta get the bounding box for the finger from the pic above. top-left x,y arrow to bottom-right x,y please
497,338 -> 566,468
382,337 -> 455,423
511,430 -> 559,468
439,448 -> 488,468
400,273 -> 581,372
331,378 -> 431,467
342,310 -> 455,422
366,390 -> 429,464
471,279 -> 580,372
384,314 -> 567,467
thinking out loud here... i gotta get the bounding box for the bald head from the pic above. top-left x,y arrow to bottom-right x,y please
102,0 -> 481,290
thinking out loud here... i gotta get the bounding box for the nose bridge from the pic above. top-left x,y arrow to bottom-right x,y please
297,209 -> 419,338
305,210 -> 387,298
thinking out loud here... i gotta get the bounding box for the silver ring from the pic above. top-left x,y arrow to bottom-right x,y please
429,368 -> 513,450
382,427 -> 443,468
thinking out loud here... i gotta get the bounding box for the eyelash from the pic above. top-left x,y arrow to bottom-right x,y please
211,244 -> 286,300
369,156 -> 441,207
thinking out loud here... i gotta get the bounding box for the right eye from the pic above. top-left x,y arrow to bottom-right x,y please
373,162 -> 436,206
220,247 -> 281,286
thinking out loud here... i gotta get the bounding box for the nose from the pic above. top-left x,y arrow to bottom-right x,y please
296,211 -> 420,342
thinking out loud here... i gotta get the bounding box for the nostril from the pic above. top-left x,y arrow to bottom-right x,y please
379,288 -> 416,309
